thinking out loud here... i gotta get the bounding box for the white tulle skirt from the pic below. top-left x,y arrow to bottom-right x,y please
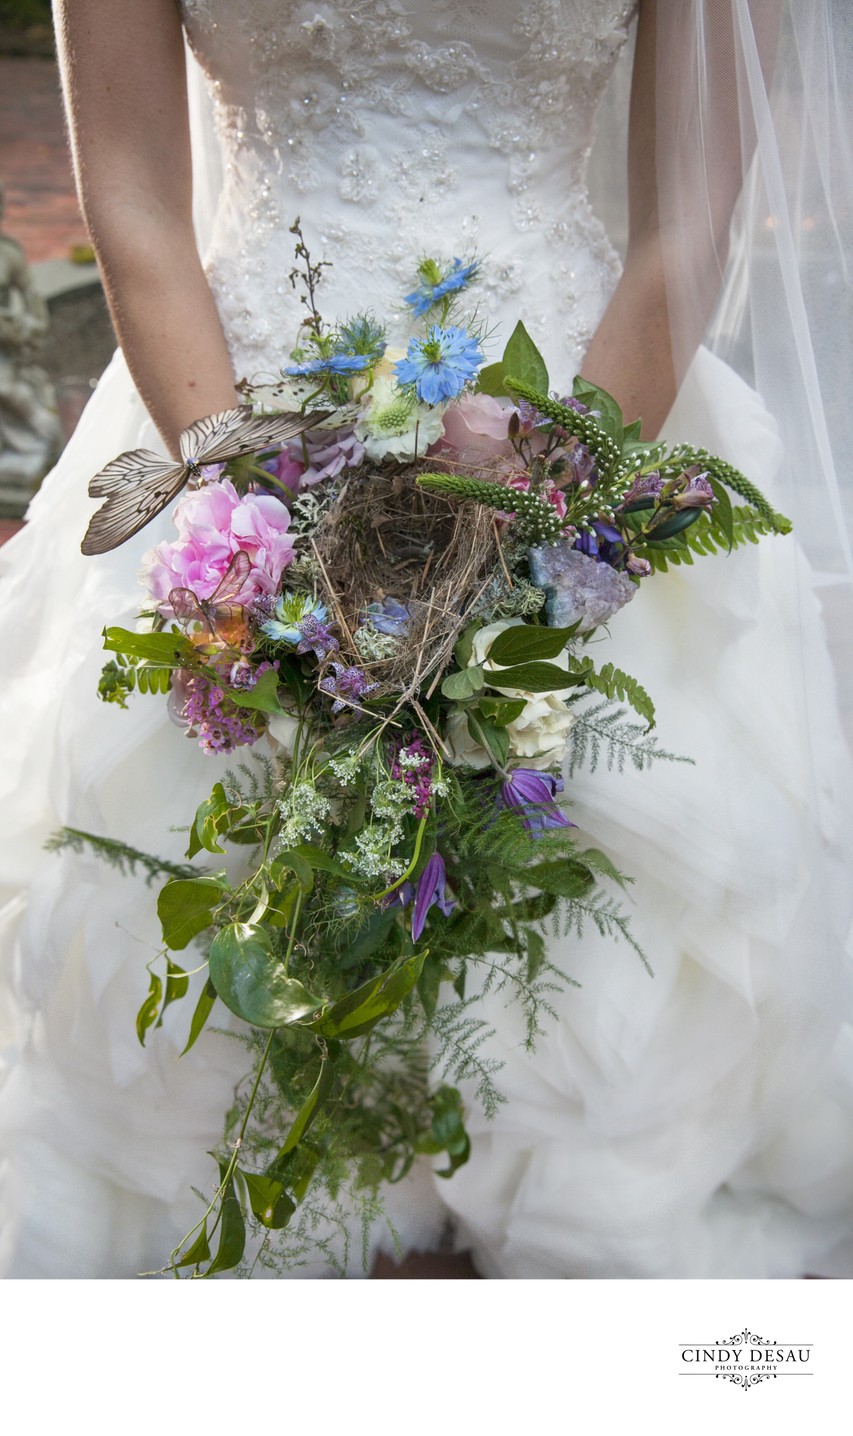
1,347 -> 852,1278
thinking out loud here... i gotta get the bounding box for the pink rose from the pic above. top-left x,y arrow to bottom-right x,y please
141,478 -> 295,610
437,392 -> 516,462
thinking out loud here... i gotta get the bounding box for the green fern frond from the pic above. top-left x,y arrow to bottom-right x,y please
568,698 -> 693,775
569,657 -> 656,728
661,447 -> 791,534
45,826 -> 200,885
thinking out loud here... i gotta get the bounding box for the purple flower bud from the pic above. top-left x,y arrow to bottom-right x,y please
499,768 -> 574,835
412,853 -> 456,942
671,473 -> 715,510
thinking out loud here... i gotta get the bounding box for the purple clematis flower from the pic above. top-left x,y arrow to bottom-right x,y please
411,853 -> 456,942
381,880 -> 415,911
499,769 -> 575,836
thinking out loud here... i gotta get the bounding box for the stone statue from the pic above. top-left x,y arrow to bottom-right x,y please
0,181 -> 63,507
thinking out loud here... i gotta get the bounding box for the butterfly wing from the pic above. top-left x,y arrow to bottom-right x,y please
82,451 -> 187,556
181,406 -> 333,466
209,550 -> 253,606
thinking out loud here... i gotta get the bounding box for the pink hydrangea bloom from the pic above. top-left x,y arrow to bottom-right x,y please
438,392 -> 516,462
141,478 -> 296,610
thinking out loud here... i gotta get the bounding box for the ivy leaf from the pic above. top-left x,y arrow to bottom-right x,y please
228,666 -> 286,717
440,664 -> 485,701
208,923 -> 320,1029
157,875 -> 226,951
487,623 -> 577,666
308,952 -> 426,1040
135,969 -> 163,1047
181,977 -> 218,1055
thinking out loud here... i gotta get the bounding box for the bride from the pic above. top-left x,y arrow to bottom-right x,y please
1,0 -> 852,1279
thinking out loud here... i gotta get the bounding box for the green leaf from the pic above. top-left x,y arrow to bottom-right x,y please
476,361 -> 509,398
440,664 -> 485,701
187,782 -> 233,858
417,953 -> 445,1020
270,849 -> 315,893
157,876 -> 226,951
706,475 -> 734,551
484,659 -> 587,693
466,710 -> 509,768
487,623 -> 577,666
414,1085 -> 471,1178
308,953 -> 426,1040
622,418 -> 644,445
228,666 -> 286,717
579,846 -> 630,891
181,977 -> 218,1055
571,377 -> 625,448
136,969 -> 163,1047
291,844 -> 355,881
238,1170 -> 295,1230
453,623 -> 480,670
527,859 -> 596,899
272,1046 -> 337,1164
172,1223 -> 211,1270
475,696 -> 527,728
102,626 -> 191,665
206,1163 -> 246,1276
502,321 -> 549,393
158,960 -> 189,1026
208,923 -> 320,1029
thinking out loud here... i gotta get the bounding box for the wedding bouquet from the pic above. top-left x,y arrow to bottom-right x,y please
59,229 -> 791,1276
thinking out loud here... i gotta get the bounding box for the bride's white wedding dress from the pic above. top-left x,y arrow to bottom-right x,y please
2,0 -> 852,1278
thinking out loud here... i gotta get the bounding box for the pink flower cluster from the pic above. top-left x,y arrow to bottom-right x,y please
141,478 -> 296,613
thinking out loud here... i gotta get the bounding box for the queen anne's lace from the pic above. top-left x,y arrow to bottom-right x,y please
180,0 -> 637,381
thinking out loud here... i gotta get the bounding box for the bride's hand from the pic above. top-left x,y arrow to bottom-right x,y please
55,0 -> 239,455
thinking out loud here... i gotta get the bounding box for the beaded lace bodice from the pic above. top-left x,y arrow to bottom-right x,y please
181,0 -> 637,382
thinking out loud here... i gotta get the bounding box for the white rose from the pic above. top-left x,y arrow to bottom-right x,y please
445,619 -> 574,770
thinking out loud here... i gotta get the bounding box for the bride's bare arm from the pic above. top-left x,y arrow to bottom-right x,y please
54,0 -> 238,455
581,0 -> 776,438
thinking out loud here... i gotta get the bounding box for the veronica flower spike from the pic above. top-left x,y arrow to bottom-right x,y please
500,769 -> 575,836
411,853 -> 456,942
394,325 -> 484,405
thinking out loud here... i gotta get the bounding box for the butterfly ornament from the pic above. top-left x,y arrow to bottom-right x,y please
81,405 -> 330,555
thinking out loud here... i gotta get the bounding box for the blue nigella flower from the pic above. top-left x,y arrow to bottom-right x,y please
283,352 -> 372,378
394,325 -> 484,405
362,598 -> 411,637
411,853 -> 456,942
337,313 -> 387,360
261,592 -> 329,645
405,258 -> 479,317
499,769 -> 575,836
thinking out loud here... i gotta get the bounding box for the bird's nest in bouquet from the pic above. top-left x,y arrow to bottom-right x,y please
311,463 -> 500,710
